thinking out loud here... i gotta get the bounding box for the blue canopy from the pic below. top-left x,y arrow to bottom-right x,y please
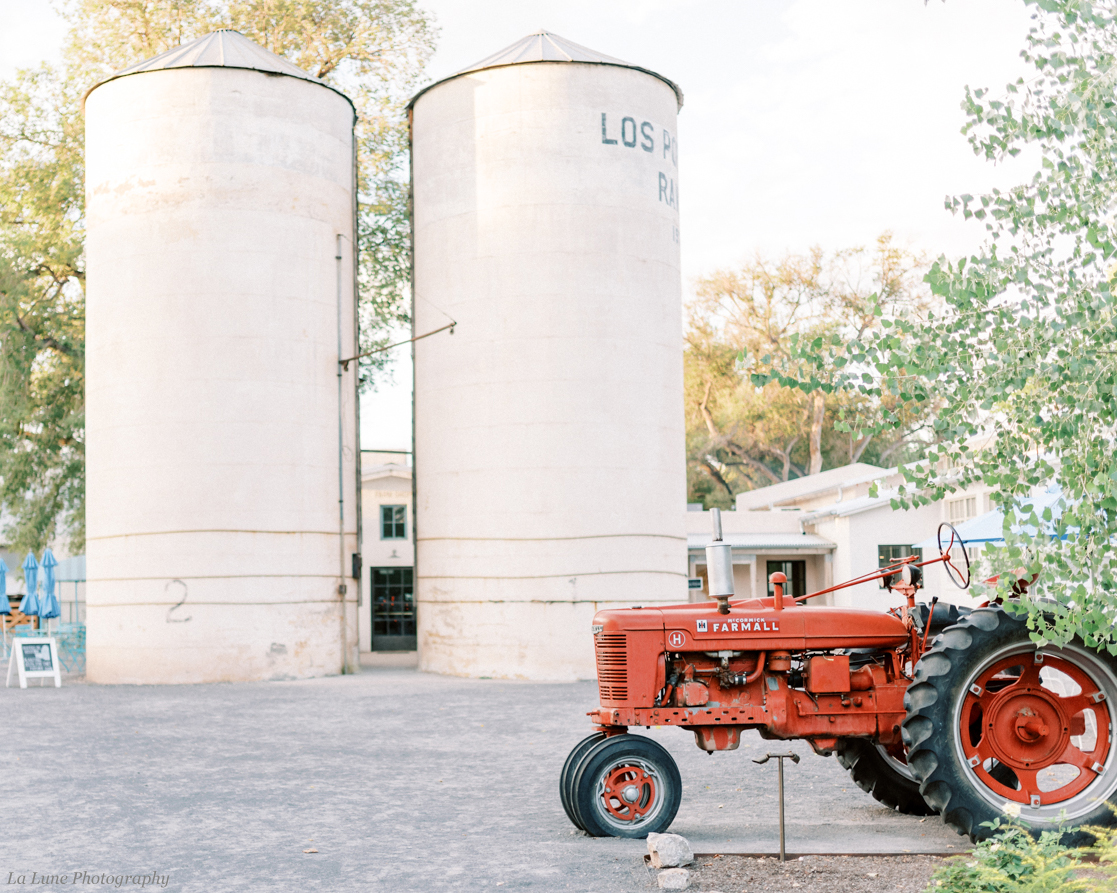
18,552 -> 39,616
38,548 -> 60,620
914,487 -> 1066,553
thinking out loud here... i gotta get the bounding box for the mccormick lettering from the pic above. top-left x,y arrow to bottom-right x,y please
700,618 -> 780,634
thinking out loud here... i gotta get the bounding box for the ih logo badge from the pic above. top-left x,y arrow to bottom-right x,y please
695,617 -> 780,635
668,631 -> 685,648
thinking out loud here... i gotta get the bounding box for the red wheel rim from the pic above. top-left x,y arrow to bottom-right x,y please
599,762 -> 659,824
959,651 -> 1112,807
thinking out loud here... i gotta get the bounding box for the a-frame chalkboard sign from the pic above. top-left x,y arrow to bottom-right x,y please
5,637 -> 61,688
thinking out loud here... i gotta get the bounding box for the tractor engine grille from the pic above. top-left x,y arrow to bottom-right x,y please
595,633 -> 628,703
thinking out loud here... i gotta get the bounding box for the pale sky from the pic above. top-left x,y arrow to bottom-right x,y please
0,0 -> 1035,451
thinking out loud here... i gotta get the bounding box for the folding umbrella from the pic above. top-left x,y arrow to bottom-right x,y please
0,557 -> 9,652
38,548 -> 60,630
19,552 -> 39,619
0,557 -> 9,615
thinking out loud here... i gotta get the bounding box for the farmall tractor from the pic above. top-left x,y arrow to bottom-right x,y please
559,510 -> 1117,842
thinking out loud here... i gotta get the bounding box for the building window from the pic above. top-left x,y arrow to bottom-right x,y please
371,566 -> 415,651
380,505 -> 407,539
878,544 -> 923,587
947,496 -> 978,523
767,560 -> 806,598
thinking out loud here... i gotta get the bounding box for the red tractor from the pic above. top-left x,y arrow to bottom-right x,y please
559,511 -> 1117,843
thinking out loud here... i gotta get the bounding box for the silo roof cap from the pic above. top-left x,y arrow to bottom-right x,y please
408,30 -> 683,110
83,29 -> 355,112
462,30 -> 629,70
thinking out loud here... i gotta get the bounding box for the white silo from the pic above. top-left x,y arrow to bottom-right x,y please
410,32 -> 687,681
84,31 -> 361,683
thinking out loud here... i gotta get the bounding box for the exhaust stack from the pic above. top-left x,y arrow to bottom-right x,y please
705,508 -> 734,614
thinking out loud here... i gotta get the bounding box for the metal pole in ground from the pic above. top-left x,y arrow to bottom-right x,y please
777,756 -> 785,860
753,751 -> 801,862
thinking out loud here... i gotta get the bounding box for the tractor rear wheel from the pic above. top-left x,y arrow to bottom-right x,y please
903,606 -> 1117,843
560,733 -> 605,830
835,738 -> 935,815
570,734 -> 681,838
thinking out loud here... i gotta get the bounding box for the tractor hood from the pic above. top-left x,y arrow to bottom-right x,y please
593,597 -> 909,652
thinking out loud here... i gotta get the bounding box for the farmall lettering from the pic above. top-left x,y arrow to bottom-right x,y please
699,617 -> 780,635
600,112 -> 679,216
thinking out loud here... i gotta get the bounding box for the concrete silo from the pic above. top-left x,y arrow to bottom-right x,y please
410,32 -> 687,681
84,31 -> 361,683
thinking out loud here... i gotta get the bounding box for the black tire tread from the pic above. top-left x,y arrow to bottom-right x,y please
835,738 -> 935,816
560,733 -> 605,831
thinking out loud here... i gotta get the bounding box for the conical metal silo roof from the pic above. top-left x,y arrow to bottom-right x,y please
84,29 -> 354,110
408,30 -> 683,110
459,31 -> 630,70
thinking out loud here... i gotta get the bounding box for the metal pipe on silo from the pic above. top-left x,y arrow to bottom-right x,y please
336,233 -> 348,672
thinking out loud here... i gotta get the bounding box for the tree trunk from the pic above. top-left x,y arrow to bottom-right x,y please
808,391 -> 825,475
702,459 -> 734,498
699,379 -> 720,438
851,433 -> 873,463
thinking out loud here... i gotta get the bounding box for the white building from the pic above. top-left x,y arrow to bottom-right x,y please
687,462 -> 992,610
357,451 -> 415,661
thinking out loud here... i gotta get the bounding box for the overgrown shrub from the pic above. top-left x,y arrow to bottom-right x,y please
926,821 -> 1102,892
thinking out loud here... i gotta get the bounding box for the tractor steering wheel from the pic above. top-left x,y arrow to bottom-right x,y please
937,522 -> 971,589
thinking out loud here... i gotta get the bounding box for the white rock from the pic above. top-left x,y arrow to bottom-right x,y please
657,868 -> 690,890
647,833 -> 694,868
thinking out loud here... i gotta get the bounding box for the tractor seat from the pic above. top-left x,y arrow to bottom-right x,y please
911,601 -> 972,636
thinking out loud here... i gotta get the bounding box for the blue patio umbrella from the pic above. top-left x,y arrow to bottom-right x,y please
38,548 -> 60,621
0,557 -> 9,615
19,552 -> 39,617
0,557 -> 9,653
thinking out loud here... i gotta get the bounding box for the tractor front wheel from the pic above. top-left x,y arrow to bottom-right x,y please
835,738 -> 935,815
570,734 -> 682,838
903,606 -> 1117,842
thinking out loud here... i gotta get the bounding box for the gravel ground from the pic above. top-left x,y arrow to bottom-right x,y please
2,667 -> 962,891
674,854 -> 943,892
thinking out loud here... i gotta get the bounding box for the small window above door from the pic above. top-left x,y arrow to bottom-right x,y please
380,505 -> 407,539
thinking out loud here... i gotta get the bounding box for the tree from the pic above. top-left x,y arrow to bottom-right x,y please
783,0 -> 1117,651
0,65 -> 88,555
0,0 -> 437,555
686,234 -> 935,508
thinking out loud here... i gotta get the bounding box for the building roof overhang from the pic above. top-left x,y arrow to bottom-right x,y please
687,533 -> 835,554
361,464 -> 412,484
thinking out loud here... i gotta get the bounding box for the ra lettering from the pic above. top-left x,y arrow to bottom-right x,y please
658,172 -> 677,208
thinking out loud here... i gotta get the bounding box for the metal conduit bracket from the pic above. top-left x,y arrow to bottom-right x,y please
753,751 -> 800,861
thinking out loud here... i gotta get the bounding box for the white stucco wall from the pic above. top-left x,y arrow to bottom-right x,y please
84,67 -> 359,683
411,60 -> 687,680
